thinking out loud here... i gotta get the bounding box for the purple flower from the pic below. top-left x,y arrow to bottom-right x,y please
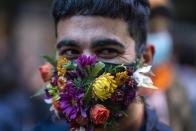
111,89 -> 125,104
122,79 -> 137,106
124,88 -> 136,106
76,55 -> 96,67
59,81 -> 87,121
127,79 -> 137,89
67,71 -> 80,80
50,75 -> 58,86
45,89 -> 52,99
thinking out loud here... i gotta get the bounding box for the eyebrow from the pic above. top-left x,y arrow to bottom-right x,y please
91,39 -> 125,50
56,39 -> 80,49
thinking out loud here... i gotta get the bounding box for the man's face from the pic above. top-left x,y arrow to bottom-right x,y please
56,16 -> 136,64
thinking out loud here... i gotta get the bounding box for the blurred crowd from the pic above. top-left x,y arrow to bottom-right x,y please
0,0 -> 196,131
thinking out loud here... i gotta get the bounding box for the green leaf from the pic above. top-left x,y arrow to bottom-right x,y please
121,111 -> 128,117
73,77 -> 82,88
83,77 -> 95,87
114,64 -> 126,72
62,61 -> 77,70
47,84 -> 59,96
91,62 -> 105,77
107,65 -> 114,73
53,95 -> 60,101
31,86 -> 45,98
43,55 -> 56,66
83,84 -> 93,103
104,120 -> 119,130
108,64 -> 127,73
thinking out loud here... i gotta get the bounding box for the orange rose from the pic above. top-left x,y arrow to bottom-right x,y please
39,63 -> 53,82
90,104 -> 110,125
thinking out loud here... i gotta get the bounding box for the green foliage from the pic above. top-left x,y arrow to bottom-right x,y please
134,58 -> 144,69
108,64 -> 127,73
43,55 -> 56,66
47,84 -> 60,101
31,86 -> 45,98
104,119 -> 119,130
83,76 -> 95,87
62,61 -> 77,70
90,62 -> 105,77
83,84 -> 93,103
73,77 -> 82,88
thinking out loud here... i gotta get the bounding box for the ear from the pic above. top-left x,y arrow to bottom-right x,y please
142,44 -> 155,64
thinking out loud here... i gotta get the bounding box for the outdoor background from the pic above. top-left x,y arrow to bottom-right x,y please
0,0 -> 196,131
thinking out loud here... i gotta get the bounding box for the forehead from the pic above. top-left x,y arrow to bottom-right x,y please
57,16 -> 131,43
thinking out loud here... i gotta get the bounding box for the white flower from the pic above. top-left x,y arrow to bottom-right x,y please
50,105 -> 60,118
44,98 -> 60,118
44,98 -> 53,104
133,66 -> 157,89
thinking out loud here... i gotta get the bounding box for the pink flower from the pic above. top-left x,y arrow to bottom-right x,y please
39,63 -> 53,82
90,104 -> 110,125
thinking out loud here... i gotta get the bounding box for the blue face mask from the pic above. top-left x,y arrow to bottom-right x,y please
147,32 -> 173,66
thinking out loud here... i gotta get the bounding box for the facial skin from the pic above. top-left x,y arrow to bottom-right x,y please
56,16 -> 136,64
56,15 -> 154,130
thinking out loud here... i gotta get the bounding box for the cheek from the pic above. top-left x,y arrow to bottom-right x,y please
115,33 -> 137,63
125,45 -> 136,59
118,41 -> 136,64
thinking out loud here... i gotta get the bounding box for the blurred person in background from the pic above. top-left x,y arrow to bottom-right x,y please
147,0 -> 194,131
0,1 -> 55,130
174,34 -> 196,129
13,1 -> 57,130
0,52 -> 30,131
0,8 -> 31,131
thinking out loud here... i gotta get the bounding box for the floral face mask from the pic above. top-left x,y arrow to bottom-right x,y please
38,54 -> 157,130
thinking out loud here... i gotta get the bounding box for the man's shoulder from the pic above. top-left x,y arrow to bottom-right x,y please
155,121 -> 172,131
143,107 -> 172,131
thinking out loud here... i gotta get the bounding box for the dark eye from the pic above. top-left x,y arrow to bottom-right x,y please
95,48 -> 121,59
59,48 -> 81,59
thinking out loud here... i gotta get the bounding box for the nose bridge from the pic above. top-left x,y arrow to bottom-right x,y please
82,48 -> 93,56
80,38 -> 94,56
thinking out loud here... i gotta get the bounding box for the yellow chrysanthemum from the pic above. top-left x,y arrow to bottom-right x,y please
115,71 -> 129,86
57,56 -> 69,76
93,73 -> 117,101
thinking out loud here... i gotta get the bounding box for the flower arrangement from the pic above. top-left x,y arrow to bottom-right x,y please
38,55 -> 157,130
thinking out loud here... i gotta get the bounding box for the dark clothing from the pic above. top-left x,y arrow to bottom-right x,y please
140,108 -> 172,131
33,119 -> 70,131
33,108 -> 171,131
0,90 -> 50,131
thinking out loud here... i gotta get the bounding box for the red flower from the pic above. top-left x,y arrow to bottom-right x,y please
39,63 -> 52,82
90,104 -> 110,125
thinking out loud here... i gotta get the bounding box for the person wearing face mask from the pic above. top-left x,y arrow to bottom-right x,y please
33,0 -> 173,131
147,0 -> 193,131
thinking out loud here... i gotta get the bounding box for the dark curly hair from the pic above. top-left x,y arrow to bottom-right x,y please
52,0 -> 150,51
